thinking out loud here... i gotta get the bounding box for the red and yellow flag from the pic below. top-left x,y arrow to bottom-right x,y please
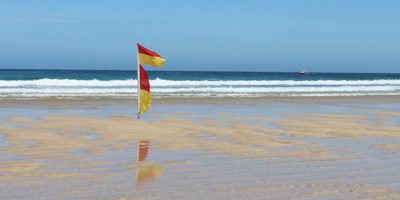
137,44 -> 165,115
138,43 -> 165,67
139,64 -> 151,114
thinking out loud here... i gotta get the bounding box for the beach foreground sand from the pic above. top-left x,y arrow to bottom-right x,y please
0,98 -> 399,200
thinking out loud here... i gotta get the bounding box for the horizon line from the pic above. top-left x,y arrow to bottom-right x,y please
0,68 -> 398,74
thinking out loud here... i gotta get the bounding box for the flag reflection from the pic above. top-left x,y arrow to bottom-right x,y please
136,140 -> 163,187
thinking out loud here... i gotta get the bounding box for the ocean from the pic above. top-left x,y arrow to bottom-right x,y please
0,69 -> 399,99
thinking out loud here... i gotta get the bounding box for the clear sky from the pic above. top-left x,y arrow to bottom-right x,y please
0,0 -> 399,72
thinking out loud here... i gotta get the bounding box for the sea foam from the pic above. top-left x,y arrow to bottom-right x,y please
0,78 -> 399,98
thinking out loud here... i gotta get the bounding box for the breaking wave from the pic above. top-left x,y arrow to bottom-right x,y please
0,78 -> 399,98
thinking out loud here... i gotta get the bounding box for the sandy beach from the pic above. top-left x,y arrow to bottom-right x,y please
2,0 -> 400,198
0,97 -> 399,200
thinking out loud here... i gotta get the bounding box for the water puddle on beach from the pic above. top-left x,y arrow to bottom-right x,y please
0,101 -> 400,199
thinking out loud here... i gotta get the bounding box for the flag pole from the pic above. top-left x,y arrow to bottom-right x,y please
137,44 -> 140,120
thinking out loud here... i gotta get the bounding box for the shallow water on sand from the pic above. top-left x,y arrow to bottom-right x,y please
0,99 -> 400,200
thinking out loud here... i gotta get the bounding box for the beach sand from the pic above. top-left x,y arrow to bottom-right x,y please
0,97 -> 399,200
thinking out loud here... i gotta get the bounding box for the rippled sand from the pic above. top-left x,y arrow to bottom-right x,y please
0,99 -> 399,199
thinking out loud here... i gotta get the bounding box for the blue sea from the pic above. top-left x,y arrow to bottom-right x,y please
0,69 -> 399,99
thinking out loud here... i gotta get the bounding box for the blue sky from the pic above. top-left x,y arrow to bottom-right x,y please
0,0 -> 399,72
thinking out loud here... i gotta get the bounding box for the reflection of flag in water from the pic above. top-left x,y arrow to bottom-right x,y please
137,43 -> 165,117
136,140 -> 163,187
137,140 -> 149,162
136,164 -> 163,187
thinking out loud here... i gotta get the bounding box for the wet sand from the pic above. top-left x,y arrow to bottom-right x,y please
0,97 -> 399,199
